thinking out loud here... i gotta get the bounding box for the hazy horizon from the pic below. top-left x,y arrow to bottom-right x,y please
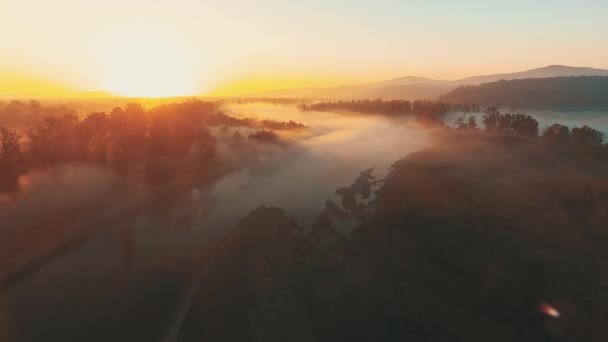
2,64 -> 607,100
2,0 -> 608,98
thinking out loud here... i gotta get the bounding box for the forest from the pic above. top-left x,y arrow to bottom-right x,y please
440,76 -> 608,109
2,99 -> 608,341
179,107 -> 608,342
0,99 -> 307,194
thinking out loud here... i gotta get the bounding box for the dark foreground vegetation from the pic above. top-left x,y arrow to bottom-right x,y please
0,99 -> 306,304
2,99 -> 608,341
179,112 -> 608,342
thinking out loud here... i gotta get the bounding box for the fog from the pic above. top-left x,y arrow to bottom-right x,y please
2,101 -> 608,341
176,123 -> 608,342
0,103 -> 430,281
206,103 -> 428,228
446,109 -> 608,134
0,102 -> 429,342
12,101 -> 608,341
531,109 -> 608,134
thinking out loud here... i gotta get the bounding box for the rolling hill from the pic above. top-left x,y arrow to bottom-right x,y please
439,76 -> 608,108
452,65 -> 608,86
241,65 -> 608,100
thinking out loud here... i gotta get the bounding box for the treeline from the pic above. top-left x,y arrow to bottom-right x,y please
299,99 -> 480,125
0,100 -> 77,128
440,76 -> 608,108
0,101 -> 220,192
454,107 -> 607,150
0,99 -> 307,193
223,97 -> 303,105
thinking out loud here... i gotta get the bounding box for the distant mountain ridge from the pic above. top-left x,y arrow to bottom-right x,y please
241,65 -> 608,100
452,65 -> 608,86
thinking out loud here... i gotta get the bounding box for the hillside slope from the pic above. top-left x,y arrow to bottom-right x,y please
240,65 -> 608,100
440,76 -> 608,108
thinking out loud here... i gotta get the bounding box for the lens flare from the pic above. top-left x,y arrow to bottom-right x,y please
539,302 -> 560,318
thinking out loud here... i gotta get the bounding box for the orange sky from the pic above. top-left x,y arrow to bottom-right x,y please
1,0 -> 607,98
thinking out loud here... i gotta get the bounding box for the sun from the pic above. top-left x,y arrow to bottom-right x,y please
99,31 -> 200,98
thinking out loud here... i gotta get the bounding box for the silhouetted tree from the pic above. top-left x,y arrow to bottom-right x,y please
25,114 -> 81,164
0,125 -> 21,165
482,108 -> 538,137
496,113 -> 539,136
0,125 -> 22,192
300,99 -> 413,116
455,115 -> 478,130
124,103 -> 149,148
81,112 -> 111,163
482,107 -> 500,132
467,116 -> 478,129
542,124 -> 570,145
248,130 -> 279,144
455,115 -> 467,129
571,125 -> 605,146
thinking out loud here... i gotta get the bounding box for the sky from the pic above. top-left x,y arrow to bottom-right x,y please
0,0 -> 607,97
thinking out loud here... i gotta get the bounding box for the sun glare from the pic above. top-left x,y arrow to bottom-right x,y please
100,31 -> 200,98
